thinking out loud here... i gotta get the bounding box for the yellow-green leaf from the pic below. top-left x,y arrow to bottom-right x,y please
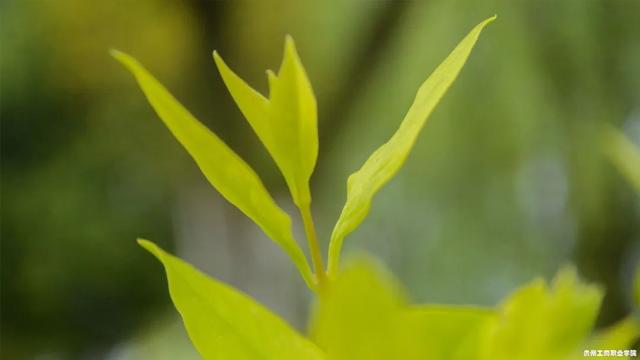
576,267 -> 640,357
480,267 -> 603,360
213,36 -> 318,208
138,240 -> 325,360
603,124 -> 640,192
327,16 -> 496,274
400,305 -> 496,360
309,258 -> 495,360
111,50 -> 314,289
309,258 -> 405,360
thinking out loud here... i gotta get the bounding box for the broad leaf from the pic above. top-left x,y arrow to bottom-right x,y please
480,267 -> 603,360
138,239 -> 325,360
112,51 -> 314,288
309,258 -> 405,360
399,305 -> 495,360
309,258 -> 495,360
327,16 -> 496,274
213,36 -> 318,208
603,124 -> 640,192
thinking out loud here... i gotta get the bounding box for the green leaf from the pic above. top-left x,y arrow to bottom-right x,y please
399,305 -> 495,360
309,258 -> 495,360
111,50 -> 314,289
213,36 -> 318,208
309,258 -> 405,360
480,267 -> 603,360
581,316 -> 640,357
327,16 -> 496,274
603,124 -> 640,192
138,239 -> 325,360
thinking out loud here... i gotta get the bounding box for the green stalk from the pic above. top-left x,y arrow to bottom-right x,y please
300,205 -> 326,287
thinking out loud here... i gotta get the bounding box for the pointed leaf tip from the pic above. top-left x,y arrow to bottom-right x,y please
137,238 -> 155,252
136,238 -> 148,247
214,37 -> 318,208
117,53 -> 315,289
327,17 -> 495,274
212,50 -> 222,65
284,34 -> 295,47
137,240 -> 326,360
108,48 -> 121,58
110,49 -> 137,68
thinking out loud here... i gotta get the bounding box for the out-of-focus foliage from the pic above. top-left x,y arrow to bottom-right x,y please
311,259 -> 495,360
481,268 -> 602,359
310,258 -> 408,360
603,125 -> 640,192
585,317 -> 640,357
314,260 -> 638,360
109,316 -> 198,359
139,241 -> 639,359
1,0 -> 200,358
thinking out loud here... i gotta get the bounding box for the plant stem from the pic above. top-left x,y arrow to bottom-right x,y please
300,205 -> 326,286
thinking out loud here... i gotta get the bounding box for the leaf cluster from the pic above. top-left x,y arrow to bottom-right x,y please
113,16 -> 639,359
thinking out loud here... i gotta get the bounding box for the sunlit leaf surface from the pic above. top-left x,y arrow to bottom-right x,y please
480,267 -> 603,360
112,51 -> 314,288
310,258 -> 495,360
214,36 -> 318,208
311,260 -> 636,360
327,16 -> 496,274
400,305 -> 495,360
138,239 -> 325,360
310,259 -> 404,360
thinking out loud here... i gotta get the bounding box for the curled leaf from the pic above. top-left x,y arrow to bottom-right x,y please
112,50 -> 314,288
213,36 -> 318,208
327,16 -> 496,274
138,240 -> 325,360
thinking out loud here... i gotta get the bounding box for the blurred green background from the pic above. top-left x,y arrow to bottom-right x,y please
2,0 -> 639,358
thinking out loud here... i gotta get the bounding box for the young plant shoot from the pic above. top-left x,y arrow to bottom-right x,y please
113,16 -> 639,359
